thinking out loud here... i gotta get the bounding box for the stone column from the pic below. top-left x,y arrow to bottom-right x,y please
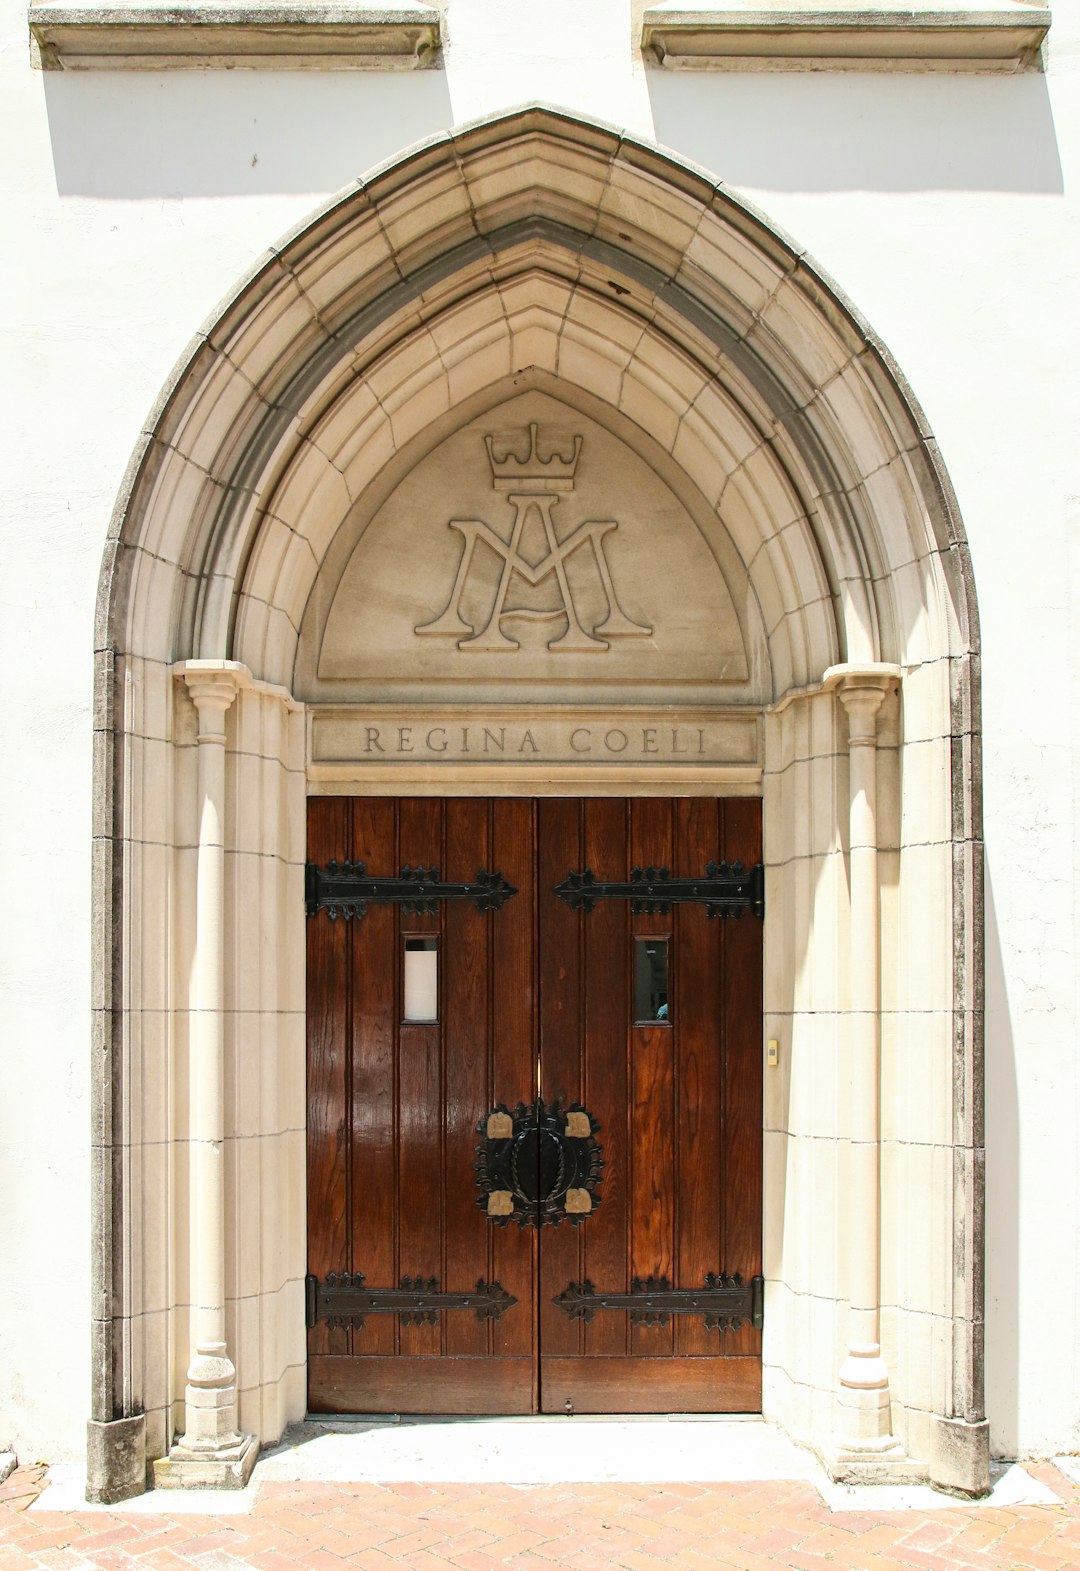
155,664 -> 257,1489
827,667 -> 908,1478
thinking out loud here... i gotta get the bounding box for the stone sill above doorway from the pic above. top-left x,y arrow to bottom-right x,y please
27,0 -> 1050,72
641,1 -> 1051,73
27,0 -> 440,70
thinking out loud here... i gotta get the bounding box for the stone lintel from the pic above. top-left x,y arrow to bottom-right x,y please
28,2 -> 441,70
641,3 -> 1051,73
86,1414 -> 146,1504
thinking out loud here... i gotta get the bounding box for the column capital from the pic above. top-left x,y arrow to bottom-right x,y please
838,683 -> 887,742
175,661 -> 249,734
825,664 -> 900,743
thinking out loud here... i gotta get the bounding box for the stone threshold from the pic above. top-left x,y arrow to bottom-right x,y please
641,2 -> 1051,73
31,1420 -> 1064,1515
28,1 -> 440,70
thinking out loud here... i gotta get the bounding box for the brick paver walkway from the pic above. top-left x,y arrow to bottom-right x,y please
3,1461 -> 1080,1570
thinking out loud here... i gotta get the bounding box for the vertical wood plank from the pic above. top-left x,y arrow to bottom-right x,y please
537,798 -> 585,1368
490,799 -> 538,1383
629,798 -> 675,1358
442,799 -> 494,1358
581,798 -> 630,1357
396,798 -> 443,1357
306,797 -> 352,1361
674,797 -> 724,1356
348,797 -> 397,1357
720,797 -> 764,1357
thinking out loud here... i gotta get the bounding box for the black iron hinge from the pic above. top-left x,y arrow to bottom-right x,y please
553,862 -> 764,919
305,1271 -> 517,1329
552,1272 -> 764,1331
305,860 -> 517,920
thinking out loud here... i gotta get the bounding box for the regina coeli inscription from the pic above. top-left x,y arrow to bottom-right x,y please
307,389 -> 757,705
308,708 -> 762,775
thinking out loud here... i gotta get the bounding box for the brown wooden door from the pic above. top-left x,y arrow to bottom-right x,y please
536,798 -> 763,1413
306,796 -> 761,1416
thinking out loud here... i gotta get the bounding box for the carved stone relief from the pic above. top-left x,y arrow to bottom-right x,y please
312,390 -> 751,704
415,423 -> 652,653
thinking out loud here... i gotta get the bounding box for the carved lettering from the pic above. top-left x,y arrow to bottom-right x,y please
312,714 -> 739,768
415,426 -> 651,653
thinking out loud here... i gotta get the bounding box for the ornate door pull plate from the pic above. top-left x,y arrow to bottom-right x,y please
476,1098 -> 604,1227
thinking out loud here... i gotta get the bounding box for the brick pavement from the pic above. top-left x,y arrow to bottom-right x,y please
3,1460 -> 1080,1570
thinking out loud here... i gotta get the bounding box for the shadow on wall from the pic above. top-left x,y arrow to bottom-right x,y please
647,71 -> 1063,195
42,70 -> 455,198
40,64 -> 1063,200
983,863 -> 1020,1459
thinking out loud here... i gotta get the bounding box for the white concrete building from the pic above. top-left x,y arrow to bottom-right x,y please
2,0 -> 1076,1505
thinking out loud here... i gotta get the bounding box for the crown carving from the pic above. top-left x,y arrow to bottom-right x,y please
485,423 -> 582,493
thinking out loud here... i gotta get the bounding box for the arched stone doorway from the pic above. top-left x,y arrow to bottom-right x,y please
89,106 -> 985,1502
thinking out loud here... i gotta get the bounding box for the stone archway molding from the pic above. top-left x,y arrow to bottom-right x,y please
90,104 -> 986,1502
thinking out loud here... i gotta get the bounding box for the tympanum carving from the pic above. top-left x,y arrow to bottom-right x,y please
416,424 -> 651,653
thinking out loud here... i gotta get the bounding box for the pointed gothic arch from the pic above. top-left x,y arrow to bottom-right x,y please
90,105 -> 984,1501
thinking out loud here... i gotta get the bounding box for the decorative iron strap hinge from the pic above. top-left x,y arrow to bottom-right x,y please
552,862 -> 764,919
305,1271 -> 518,1330
305,860 -> 517,919
552,1272 -> 764,1331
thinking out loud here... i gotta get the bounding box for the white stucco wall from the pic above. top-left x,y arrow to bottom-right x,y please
2,0 -> 1077,1462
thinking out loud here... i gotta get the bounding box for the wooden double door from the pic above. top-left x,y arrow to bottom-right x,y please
306,797 -> 763,1415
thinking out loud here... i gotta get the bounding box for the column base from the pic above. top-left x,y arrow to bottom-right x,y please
86,1414 -> 146,1503
153,1432 -> 258,1491
818,1437 -> 928,1486
929,1416 -> 991,1498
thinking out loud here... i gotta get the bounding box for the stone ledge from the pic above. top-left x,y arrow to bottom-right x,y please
153,1432 -> 259,1490
28,1 -> 441,70
641,2 -> 1051,73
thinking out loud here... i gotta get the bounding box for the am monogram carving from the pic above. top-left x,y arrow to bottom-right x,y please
415,424 -> 651,653
307,390 -> 753,699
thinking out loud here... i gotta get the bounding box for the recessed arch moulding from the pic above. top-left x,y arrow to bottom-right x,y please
92,107 -> 984,1499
